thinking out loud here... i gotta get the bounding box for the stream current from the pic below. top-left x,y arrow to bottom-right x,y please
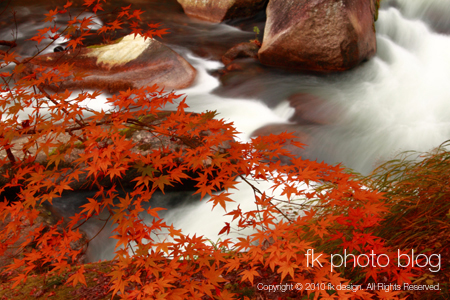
2,0 -> 450,261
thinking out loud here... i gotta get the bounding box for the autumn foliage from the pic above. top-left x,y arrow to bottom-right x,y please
0,1 -> 431,299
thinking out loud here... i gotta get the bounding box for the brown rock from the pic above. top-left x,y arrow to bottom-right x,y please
225,63 -> 244,71
0,113 -> 231,193
251,123 -> 311,163
222,41 -> 260,65
288,93 -> 342,125
216,59 -> 267,99
23,35 -> 196,93
259,0 -> 377,72
177,0 -> 268,23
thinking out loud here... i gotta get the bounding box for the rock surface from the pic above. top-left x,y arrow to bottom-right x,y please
216,59 -> 267,99
23,35 -> 196,93
251,123 -> 311,164
288,93 -> 342,125
177,0 -> 268,23
221,41 -> 260,65
259,0 -> 378,72
0,113 -> 231,194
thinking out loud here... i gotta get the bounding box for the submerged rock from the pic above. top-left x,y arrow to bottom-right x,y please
288,93 -> 342,125
259,0 -> 378,72
23,34 -> 196,93
251,123 -> 311,164
177,0 -> 268,23
221,41 -> 260,65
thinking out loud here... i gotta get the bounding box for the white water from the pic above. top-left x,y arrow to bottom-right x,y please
159,2 -> 450,251
4,1 -> 450,261
94,1 -> 450,261
163,4 -> 450,175
301,7 -> 450,173
175,53 -> 294,141
387,0 -> 450,34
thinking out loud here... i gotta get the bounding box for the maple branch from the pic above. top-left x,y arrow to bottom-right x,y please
0,40 -> 16,48
0,76 -> 15,109
0,0 -> 12,16
270,197 -> 319,209
239,175 -> 293,223
84,212 -> 112,245
5,145 -> 16,165
125,118 -> 155,129
0,134 -> 17,165
0,49 -> 21,65
127,241 -> 136,256
36,86 -> 87,143
122,117 -> 204,149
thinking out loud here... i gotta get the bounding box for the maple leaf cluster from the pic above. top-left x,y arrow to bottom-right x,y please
0,1 -> 424,299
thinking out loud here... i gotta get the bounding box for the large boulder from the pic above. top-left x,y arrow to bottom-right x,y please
177,0 -> 268,23
23,34 -> 196,93
259,0 -> 378,72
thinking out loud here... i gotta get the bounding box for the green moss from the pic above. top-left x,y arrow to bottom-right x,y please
119,127 -> 136,139
375,0 -> 380,21
44,274 -> 66,289
74,141 -> 85,149
48,143 -> 70,157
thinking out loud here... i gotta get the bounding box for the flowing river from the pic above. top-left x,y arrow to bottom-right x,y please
2,0 -> 450,261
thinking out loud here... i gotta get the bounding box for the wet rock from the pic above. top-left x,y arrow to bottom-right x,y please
225,62 -> 244,72
259,0 -> 378,72
222,41 -> 260,65
0,113 -> 231,193
251,123 -> 311,163
288,93 -> 341,125
53,45 -> 66,52
216,58 -> 268,99
177,0 -> 268,23
23,34 -> 196,93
